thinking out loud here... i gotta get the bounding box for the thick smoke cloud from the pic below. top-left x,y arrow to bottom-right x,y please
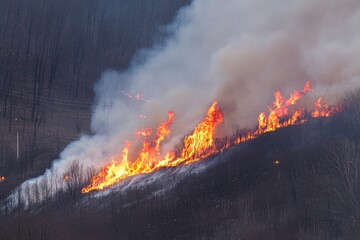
7,0 -> 360,206
93,0 -> 360,137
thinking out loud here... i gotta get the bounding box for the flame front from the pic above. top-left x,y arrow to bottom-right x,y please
82,102 -> 222,193
312,97 -> 341,118
82,82 -> 341,193
82,112 -> 174,193
254,81 -> 311,135
176,101 -> 223,165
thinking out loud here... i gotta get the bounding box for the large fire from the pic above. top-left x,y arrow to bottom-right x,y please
167,101 -> 223,166
82,82 -> 340,193
81,111 -> 175,193
82,102 -> 223,193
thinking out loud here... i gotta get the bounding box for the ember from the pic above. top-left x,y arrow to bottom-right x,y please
122,90 -> 152,103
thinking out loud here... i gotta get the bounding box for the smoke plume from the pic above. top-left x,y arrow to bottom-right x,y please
6,0 -> 360,206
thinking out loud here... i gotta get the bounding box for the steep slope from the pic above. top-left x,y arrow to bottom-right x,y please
1,90 -> 359,240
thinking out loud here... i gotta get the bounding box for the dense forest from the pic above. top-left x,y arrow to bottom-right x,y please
1,1 -> 360,239
0,0 -> 191,199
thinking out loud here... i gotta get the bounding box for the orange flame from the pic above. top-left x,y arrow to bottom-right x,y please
179,101 -> 223,164
82,82 -> 341,193
135,128 -> 152,140
82,102 -> 222,193
311,97 -> 341,118
254,81 -> 311,135
0,176 -> 5,182
82,112 -> 174,193
165,101 -> 223,166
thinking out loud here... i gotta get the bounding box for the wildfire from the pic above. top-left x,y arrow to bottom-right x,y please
82,112 -> 175,193
82,82 -> 341,193
135,128 -> 152,140
0,176 -> 5,182
312,97 -> 341,118
254,81 -> 311,135
167,101 -> 223,166
82,102 -> 222,193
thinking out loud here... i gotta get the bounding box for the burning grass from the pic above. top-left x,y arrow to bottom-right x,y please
82,82 -> 341,193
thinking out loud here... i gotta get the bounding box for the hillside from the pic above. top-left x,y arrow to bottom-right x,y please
1,90 -> 359,240
1,1 -> 360,239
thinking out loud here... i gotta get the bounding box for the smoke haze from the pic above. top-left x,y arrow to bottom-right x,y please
8,0 -> 360,205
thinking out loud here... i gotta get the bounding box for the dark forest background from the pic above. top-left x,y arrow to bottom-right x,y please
1,1 -> 360,240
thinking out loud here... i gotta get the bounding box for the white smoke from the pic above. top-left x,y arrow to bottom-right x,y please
5,0 -> 360,207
